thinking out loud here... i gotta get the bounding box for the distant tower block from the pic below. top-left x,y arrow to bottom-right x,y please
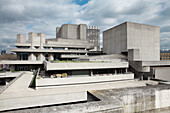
17,34 -> 26,43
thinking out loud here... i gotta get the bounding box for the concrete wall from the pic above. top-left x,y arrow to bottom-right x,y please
28,32 -> 46,47
37,33 -> 45,49
103,22 -> 160,61
17,34 -> 26,44
56,24 -> 87,40
155,67 -> 170,81
56,27 -> 60,39
128,49 -> 141,61
103,23 -> 127,54
79,24 -> 87,40
127,22 -> 160,61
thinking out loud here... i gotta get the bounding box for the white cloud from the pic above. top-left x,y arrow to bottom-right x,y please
0,0 -> 170,51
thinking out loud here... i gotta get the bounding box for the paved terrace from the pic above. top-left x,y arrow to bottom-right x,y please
0,72 -> 148,111
4,83 -> 170,113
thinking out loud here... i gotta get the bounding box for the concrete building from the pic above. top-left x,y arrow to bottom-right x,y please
2,22 -> 170,111
103,22 -> 160,61
87,26 -> 100,51
0,23 -> 134,84
103,22 -> 170,81
8,24 -> 103,71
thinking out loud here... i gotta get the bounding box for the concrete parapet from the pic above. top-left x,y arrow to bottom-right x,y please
44,61 -> 129,71
36,74 -> 134,89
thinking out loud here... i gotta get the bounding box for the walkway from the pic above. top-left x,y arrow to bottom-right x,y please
0,72 -> 150,111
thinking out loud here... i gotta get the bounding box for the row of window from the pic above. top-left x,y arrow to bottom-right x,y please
160,57 -> 170,60
160,53 -> 170,57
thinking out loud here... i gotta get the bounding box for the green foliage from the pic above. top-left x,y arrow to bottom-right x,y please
0,70 -> 5,73
29,72 -> 37,88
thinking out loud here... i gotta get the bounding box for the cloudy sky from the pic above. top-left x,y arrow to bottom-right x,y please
0,0 -> 170,52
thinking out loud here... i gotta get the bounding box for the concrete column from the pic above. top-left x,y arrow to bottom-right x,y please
10,65 -> 15,71
115,69 -> 117,75
38,53 -> 45,61
140,73 -> 144,81
48,54 -> 54,61
125,68 -> 128,73
28,53 -> 36,61
90,70 -> 93,76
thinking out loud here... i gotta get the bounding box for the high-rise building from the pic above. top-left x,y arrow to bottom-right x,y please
87,26 -> 100,51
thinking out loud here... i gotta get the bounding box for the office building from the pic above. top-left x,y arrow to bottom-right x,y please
160,49 -> 170,60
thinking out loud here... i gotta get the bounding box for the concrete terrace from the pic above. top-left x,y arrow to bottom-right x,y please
0,72 -> 148,111
4,83 -> 170,113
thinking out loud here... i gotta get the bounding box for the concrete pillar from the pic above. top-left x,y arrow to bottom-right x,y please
141,73 -> 144,81
125,68 -> 128,73
90,70 -> 93,76
10,65 -> 15,71
48,54 -> 54,61
38,53 -> 45,61
28,53 -> 36,61
115,69 -> 117,75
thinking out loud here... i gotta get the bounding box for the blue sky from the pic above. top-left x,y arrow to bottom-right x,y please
0,0 -> 170,52
73,0 -> 90,5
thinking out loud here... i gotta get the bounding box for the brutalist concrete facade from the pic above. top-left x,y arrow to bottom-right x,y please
103,22 -> 170,81
103,22 -> 160,61
56,24 -> 87,40
8,24 -> 102,71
